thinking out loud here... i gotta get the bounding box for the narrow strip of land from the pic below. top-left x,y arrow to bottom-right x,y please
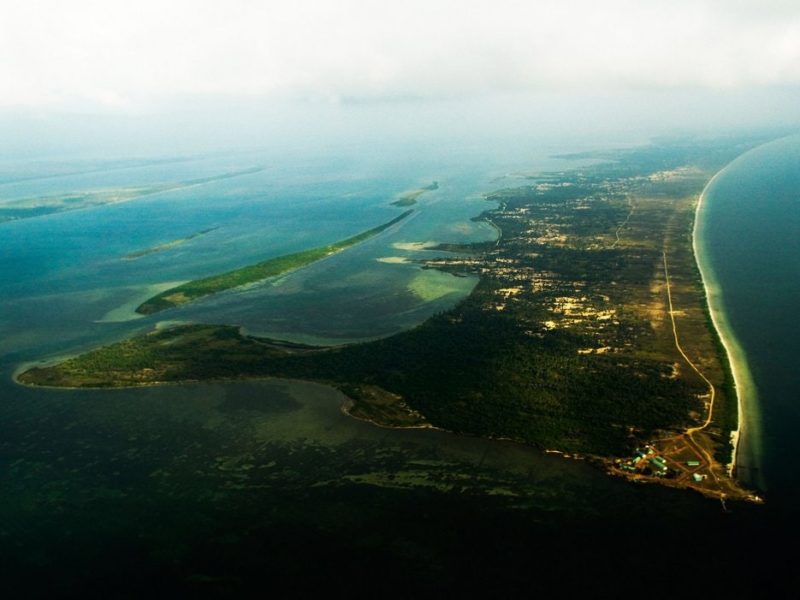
0,167 -> 265,224
135,209 -> 414,315
123,227 -> 218,260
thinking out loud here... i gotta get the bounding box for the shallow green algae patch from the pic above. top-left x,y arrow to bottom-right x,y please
408,269 -> 471,302
135,209 -> 413,315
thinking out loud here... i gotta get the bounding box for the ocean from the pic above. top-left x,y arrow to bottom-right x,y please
697,134 -> 800,506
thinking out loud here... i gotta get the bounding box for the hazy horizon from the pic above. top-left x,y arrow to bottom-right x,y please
1,1 -> 799,159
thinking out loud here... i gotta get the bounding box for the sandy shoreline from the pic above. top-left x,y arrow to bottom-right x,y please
97,281 -> 188,323
693,165 -> 762,480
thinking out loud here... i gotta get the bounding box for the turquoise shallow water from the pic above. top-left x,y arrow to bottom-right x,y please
698,134 -> 800,503
0,143 -> 589,356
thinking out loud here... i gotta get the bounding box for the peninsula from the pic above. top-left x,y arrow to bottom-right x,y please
18,139 -> 765,503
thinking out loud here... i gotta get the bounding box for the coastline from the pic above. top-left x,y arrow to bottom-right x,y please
11,139 -> 769,504
693,165 -> 762,483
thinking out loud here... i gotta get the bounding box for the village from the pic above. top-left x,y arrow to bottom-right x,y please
421,157 -> 762,503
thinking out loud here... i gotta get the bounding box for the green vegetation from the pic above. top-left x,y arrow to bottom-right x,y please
340,384 -> 432,428
135,210 -> 414,315
18,313 -> 697,455
391,181 -> 439,206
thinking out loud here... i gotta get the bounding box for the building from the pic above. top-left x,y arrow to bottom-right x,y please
649,457 -> 668,473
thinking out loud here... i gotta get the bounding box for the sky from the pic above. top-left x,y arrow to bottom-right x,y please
1,0 -> 799,159
1,0 -> 799,111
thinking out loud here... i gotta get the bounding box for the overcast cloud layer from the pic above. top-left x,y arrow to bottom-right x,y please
1,0 -> 799,111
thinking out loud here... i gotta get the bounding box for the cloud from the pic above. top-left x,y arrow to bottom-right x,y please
1,0 -> 799,111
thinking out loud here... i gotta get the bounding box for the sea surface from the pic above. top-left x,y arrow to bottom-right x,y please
0,132 -> 796,593
697,133 -> 800,506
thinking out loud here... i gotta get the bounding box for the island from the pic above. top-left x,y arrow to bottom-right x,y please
0,167 -> 264,224
18,139 -> 766,503
135,209 -> 414,314
123,227 -> 219,260
390,181 -> 439,206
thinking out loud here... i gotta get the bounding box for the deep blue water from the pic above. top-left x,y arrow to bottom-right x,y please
699,134 -> 800,506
